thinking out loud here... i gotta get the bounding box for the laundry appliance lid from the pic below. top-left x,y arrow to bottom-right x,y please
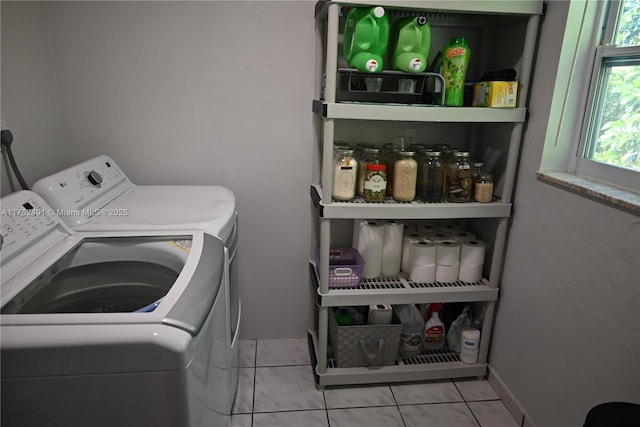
1,192 -> 227,374
31,154 -> 236,243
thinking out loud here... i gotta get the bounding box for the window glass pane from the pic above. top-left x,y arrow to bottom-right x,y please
614,0 -> 640,47
588,61 -> 640,171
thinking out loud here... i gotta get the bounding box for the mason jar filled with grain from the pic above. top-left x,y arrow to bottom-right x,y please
393,150 -> 418,202
332,147 -> 357,201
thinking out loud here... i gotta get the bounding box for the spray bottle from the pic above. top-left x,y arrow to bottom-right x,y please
442,37 -> 471,106
423,303 -> 445,350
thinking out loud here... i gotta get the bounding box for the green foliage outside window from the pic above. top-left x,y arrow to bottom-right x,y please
592,0 -> 640,171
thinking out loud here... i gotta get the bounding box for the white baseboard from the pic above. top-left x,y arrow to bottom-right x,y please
487,366 -> 537,427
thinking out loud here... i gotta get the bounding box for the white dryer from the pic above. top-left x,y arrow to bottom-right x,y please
31,155 -> 240,413
1,191 -> 231,427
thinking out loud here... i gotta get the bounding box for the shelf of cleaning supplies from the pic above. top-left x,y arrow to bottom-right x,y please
309,262 -> 498,307
308,329 -> 486,387
315,0 -> 543,20
311,185 -> 512,220
312,100 -> 527,122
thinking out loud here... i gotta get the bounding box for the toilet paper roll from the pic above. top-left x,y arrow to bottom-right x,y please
458,263 -> 483,283
357,221 -> 384,279
436,263 -> 460,283
438,223 -> 461,233
460,239 -> 486,265
451,231 -> 476,243
381,221 -> 404,276
401,232 -> 423,273
436,240 -> 461,265
409,241 -> 437,266
427,231 -> 452,242
368,304 -> 393,325
410,263 -> 436,283
417,223 -> 438,235
404,224 -> 417,234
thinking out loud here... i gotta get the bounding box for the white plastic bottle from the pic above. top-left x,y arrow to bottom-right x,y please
423,303 -> 445,350
460,327 -> 480,364
395,304 -> 424,357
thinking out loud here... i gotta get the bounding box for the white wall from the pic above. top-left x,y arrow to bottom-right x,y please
2,2 -> 639,424
489,1 -> 640,426
1,2 -> 68,196
2,1 -> 316,339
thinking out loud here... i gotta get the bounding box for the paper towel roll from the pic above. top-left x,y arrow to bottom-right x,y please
401,232 -> 423,273
436,263 -> 460,283
409,241 -> 437,266
410,263 -> 436,283
436,240 -> 461,265
451,231 -> 476,243
368,304 -> 393,325
352,219 -> 366,248
427,231 -> 452,242
381,221 -> 404,276
357,221 -> 384,279
460,239 -> 486,265
458,263 -> 483,283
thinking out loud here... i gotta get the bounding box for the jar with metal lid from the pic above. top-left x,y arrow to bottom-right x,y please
444,151 -> 473,202
363,163 -> 387,202
357,147 -> 381,196
381,142 -> 402,198
471,161 -> 485,200
393,150 -> 418,202
474,173 -> 494,203
332,147 -> 357,201
418,150 -> 444,202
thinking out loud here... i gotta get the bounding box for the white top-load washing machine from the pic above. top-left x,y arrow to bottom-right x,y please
1,191 -> 231,427
31,155 -> 240,413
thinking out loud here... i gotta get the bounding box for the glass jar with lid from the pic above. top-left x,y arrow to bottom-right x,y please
393,150 -> 418,202
418,150 -> 444,202
381,142 -> 402,198
332,147 -> 357,201
471,161 -> 485,200
357,147 -> 381,196
363,163 -> 387,202
474,173 -> 494,203
444,151 -> 473,202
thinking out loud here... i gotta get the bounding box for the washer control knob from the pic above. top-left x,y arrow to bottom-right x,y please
86,170 -> 103,188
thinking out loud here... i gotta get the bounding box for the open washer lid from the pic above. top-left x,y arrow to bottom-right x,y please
1,191 -> 226,337
31,154 -> 236,244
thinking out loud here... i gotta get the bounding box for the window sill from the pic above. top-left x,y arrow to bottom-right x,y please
536,170 -> 640,215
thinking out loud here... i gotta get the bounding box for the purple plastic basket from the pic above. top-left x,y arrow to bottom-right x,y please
314,247 -> 364,288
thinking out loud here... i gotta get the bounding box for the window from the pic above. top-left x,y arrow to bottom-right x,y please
577,0 -> 640,182
540,0 -> 640,207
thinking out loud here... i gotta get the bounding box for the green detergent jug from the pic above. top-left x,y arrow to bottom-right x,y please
343,6 -> 389,73
390,15 -> 431,73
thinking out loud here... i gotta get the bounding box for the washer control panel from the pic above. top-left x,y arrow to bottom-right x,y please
1,191 -> 62,262
31,155 -> 132,226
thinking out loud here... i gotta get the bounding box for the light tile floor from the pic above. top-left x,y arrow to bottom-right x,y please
230,339 -> 519,427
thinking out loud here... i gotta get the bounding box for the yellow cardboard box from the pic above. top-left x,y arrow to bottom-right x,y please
472,81 -> 518,108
